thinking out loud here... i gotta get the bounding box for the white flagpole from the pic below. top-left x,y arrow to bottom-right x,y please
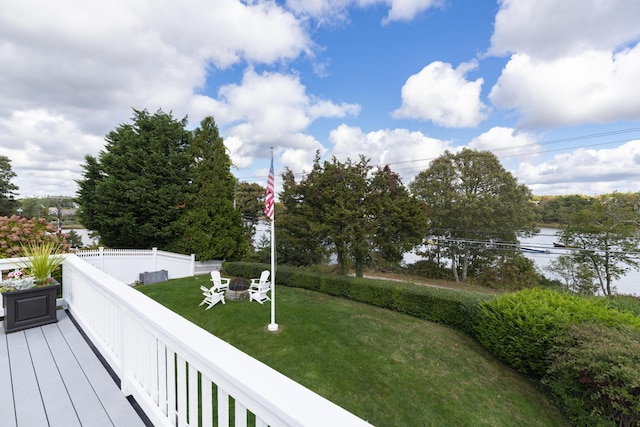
267,148 -> 278,332
268,212 -> 277,331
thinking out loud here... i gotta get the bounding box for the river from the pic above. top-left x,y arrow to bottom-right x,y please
520,227 -> 639,296
402,227 -> 639,296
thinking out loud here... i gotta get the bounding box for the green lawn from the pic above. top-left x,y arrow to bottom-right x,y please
136,275 -> 567,427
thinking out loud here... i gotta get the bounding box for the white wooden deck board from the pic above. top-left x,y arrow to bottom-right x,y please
6,330 -> 50,427
0,329 -> 18,427
53,314 -> 146,427
1,310 -> 147,427
24,326 -> 81,427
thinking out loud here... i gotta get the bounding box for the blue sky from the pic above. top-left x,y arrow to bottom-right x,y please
1,0 -> 640,198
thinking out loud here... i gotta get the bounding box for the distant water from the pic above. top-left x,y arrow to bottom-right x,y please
520,227 -> 639,296
65,228 -> 98,247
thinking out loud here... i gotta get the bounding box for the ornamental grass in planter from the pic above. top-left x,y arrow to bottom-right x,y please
1,241 -> 66,333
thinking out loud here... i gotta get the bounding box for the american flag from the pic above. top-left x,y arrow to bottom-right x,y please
264,156 -> 275,221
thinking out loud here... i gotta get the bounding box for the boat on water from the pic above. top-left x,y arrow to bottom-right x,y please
520,246 -> 549,254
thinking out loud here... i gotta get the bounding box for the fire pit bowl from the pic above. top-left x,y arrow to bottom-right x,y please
227,278 -> 249,301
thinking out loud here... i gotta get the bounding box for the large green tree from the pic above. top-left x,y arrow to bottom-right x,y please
410,149 -> 538,282
279,154 -> 429,276
76,109 -> 191,248
367,165 -> 430,267
0,155 -> 19,216
235,181 -> 266,244
556,192 -> 640,295
277,170 -> 328,267
171,116 -> 247,260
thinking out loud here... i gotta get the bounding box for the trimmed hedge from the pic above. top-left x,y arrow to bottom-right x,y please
543,322 -> 640,427
222,262 -> 492,335
474,288 -> 640,377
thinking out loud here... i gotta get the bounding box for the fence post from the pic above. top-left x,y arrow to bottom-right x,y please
152,247 -> 158,271
190,254 -> 195,277
99,247 -> 105,271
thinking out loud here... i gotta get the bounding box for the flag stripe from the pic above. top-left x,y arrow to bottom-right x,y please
264,157 -> 275,221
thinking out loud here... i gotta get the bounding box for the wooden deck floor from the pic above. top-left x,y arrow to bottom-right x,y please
0,310 -> 148,427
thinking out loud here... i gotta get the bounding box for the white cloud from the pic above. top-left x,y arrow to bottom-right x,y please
393,61 -> 488,128
0,110 -> 104,197
489,46 -> 640,128
515,139 -> 640,195
490,0 -> 640,59
0,0 -> 315,197
285,0 -> 443,24
328,124 -> 452,183
213,69 -> 360,163
381,0 -> 444,24
469,126 -> 541,159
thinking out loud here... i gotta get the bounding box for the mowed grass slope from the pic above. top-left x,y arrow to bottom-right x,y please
137,276 -> 567,427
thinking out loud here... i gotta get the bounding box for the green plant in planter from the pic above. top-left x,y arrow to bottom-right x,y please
17,240 -> 65,287
2,241 -> 66,292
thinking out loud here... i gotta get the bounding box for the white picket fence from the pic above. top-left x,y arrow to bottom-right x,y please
1,254 -> 371,426
76,247 -> 196,285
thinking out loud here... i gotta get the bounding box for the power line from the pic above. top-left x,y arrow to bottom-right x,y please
234,126 -> 640,181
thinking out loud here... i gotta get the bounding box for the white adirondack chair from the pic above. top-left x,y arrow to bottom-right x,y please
210,270 -> 230,292
249,270 -> 271,304
199,271 -> 230,309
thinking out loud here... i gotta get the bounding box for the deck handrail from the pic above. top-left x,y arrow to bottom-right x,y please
60,254 -> 370,427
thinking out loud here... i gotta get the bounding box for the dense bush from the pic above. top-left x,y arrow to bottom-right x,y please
475,288 -> 640,376
472,253 -> 543,290
0,215 -> 70,258
607,294 -> 640,316
404,259 -> 450,280
222,262 -> 492,335
543,322 -> 640,426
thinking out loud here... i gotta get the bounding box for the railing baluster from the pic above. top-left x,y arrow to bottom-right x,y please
177,355 -> 187,427
218,389 -> 229,426
201,376 -> 213,427
188,364 -> 198,427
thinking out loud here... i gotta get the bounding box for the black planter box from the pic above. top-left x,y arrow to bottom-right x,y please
2,283 -> 61,333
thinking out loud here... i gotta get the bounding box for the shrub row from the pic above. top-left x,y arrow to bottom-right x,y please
222,262 -> 492,335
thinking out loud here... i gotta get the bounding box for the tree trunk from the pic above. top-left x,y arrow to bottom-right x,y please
461,249 -> 469,282
451,255 -> 459,282
337,250 -> 346,275
355,256 -> 364,278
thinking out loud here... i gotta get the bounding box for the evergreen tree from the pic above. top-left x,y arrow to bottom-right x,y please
279,153 -> 429,276
0,155 -> 19,216
76,109 -> 191,248
277,169 -> 328,267
171,116 -> 247,260
235,181 -> 266,244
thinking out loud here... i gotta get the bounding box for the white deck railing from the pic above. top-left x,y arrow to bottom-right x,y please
60,254 -> 370,427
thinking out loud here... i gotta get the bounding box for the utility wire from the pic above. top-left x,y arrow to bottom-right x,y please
235,127 -> 640,181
